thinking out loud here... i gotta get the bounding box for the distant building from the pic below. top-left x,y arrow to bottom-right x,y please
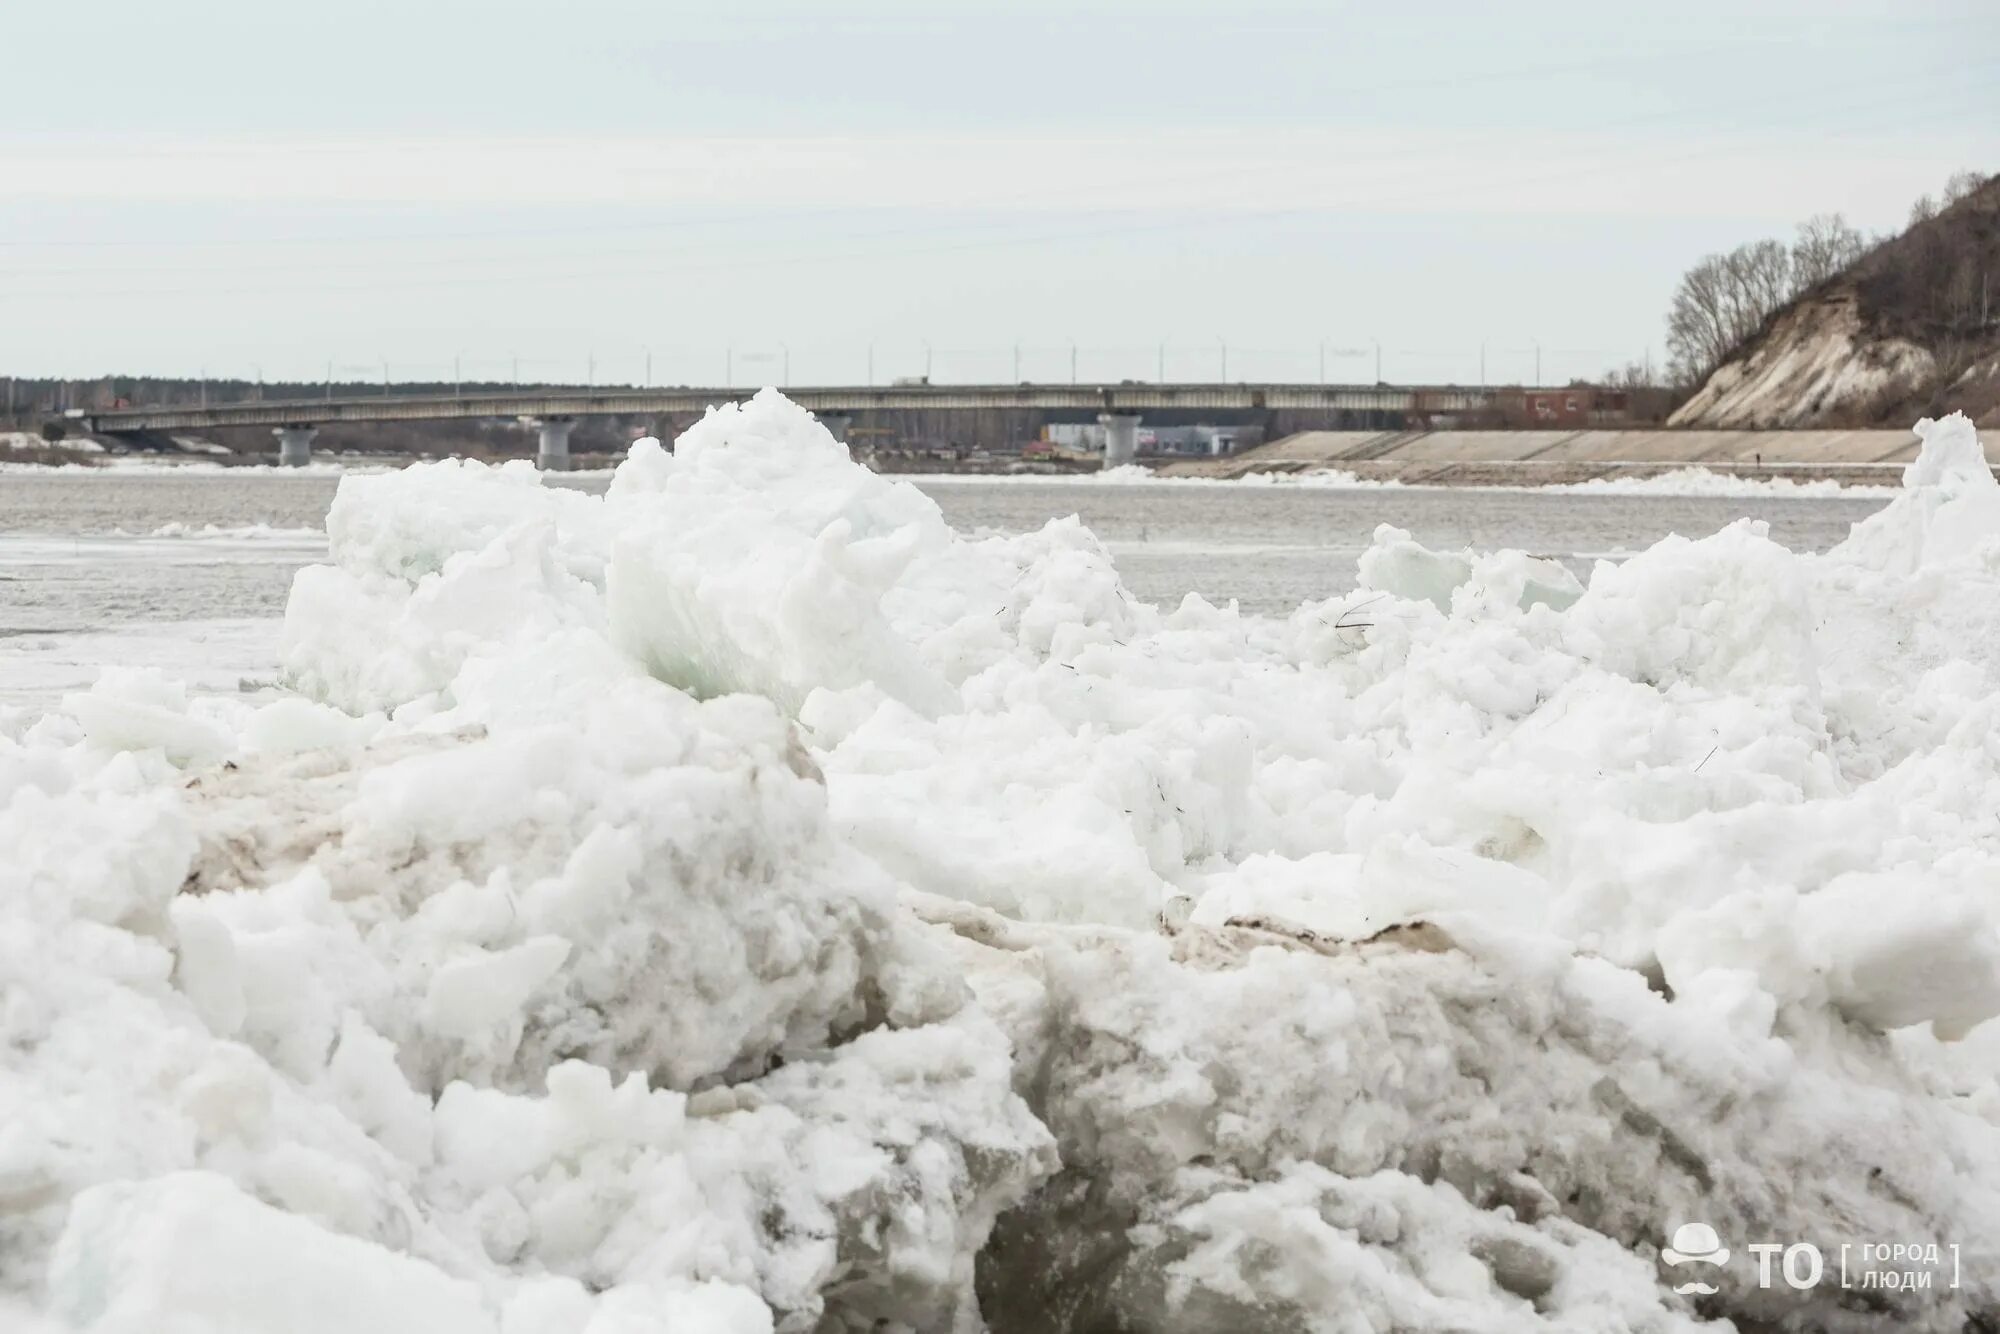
1145,424 -> 1264,457
1041,422 -> 1262,456
1491,388 -> 1630,427
1043,422 -> 1100,450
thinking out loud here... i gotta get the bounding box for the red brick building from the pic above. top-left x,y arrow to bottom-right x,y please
1493,387 -> 1630,426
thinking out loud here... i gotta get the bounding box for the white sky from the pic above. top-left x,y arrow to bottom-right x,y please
3,0 -> 1994,388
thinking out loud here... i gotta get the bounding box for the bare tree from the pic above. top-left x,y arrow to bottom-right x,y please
1942,170 -> 1989,206
1910,193 -> 1940,227
1600,359 -> 1658,390
1665,239 -> 1793,385
1729,239 -> 1793,322
1790,213 -> 1869,294
1667,254 -> 1732,385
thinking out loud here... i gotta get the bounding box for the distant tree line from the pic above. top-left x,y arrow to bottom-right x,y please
1662,169 -> 1992,388
1,375 -> 620,424
0,375 -> 658,456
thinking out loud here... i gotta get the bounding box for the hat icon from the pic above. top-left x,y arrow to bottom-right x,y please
1663,1223 -> 1730,1267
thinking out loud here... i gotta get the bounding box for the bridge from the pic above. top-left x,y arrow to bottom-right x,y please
83,382 -> 1502,467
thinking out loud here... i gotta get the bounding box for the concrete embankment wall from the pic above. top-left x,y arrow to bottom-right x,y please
1154,429 -> 1968,485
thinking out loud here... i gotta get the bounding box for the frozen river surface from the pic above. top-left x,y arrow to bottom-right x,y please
0,469 -> 1886,704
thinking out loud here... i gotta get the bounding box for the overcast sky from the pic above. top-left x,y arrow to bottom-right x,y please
3,0 -> 1994,388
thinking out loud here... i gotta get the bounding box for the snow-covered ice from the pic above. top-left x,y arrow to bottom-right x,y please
6,391 -> 2000,1331
904,464 -> 1895,497
1540,467 -> 1900,498
0,619 -> 287,710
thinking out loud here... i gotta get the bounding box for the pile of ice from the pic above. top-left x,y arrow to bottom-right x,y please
7,391 -> 2000,1332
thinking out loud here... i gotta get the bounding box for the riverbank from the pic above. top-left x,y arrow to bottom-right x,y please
1155,426 -> 1983,487
15,426 -> 1993,489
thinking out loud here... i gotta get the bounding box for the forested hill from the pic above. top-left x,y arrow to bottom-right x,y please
1672,175 -> 2000,428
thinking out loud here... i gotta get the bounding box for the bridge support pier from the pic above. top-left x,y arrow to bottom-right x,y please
275,425 -> 318,468
818,412 -> 853,447
1098,412 -> 1141,469
536,417 -> 577,470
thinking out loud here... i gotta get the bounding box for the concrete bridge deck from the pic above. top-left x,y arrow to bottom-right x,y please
83,382 -> 1502,468
90,388 -> 1952,483
83,382 -> 1488,435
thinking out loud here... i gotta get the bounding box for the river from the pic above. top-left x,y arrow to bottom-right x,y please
0,468 -> 1889,706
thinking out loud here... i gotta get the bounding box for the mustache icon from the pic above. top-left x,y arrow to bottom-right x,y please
1673,1281 -> 1719,1296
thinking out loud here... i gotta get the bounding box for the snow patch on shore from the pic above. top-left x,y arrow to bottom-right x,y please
1541,467 -> 1900,498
